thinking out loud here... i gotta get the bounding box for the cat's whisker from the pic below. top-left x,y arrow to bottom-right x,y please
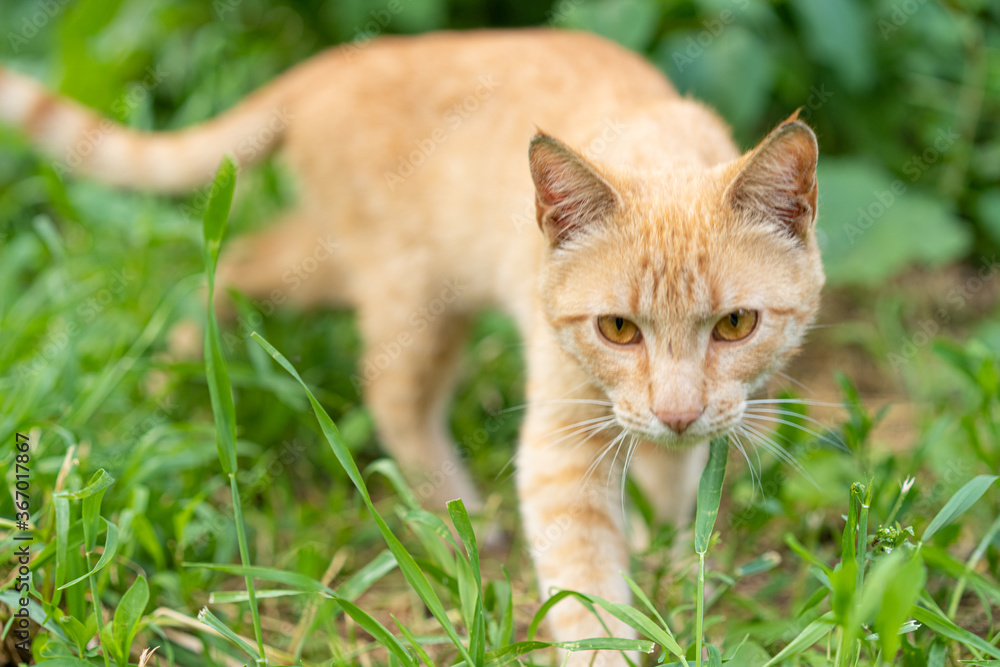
619,435 -> 639,532
500,398 -> 615,414
605,430 -> 629,495
730,431 -> 760,501
774,371 -> 813,394
741,411 -> 847,451
494,416 -> 616,480
738,421 -> 816,487
744,406 -> 838,430
577,431 -> 627,496
538,415 -> 618,440
745,398 -> 848,409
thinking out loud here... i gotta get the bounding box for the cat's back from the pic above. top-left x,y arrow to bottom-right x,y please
285,29 -> 680,190
279,30 -> 688,322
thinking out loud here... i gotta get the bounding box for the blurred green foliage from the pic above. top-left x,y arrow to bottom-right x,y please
2,0 -> 997,285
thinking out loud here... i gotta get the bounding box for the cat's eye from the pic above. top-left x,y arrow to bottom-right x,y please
713,309 -> 759,342
597,316 -> 642,345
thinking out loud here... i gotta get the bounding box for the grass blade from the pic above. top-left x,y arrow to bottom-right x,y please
200,156 -> 265,664
183,562 -> 335,595
60,518 -> 119,589
761,612 -> 835,666
922,475 -> 998,542
695,437 -> 729,554
484,638 -> 654,666
251,331 -> 476,665
911,603 -> 1000,659
337,599 -> 416,666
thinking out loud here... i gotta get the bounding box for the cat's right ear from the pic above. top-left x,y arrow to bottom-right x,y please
529,134 -> 622,246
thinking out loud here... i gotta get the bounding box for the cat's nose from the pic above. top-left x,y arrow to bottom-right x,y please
655,407 -> 703,434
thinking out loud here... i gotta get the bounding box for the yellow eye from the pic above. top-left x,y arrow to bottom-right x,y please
597,316 -> 642,345
713,309 -> 759,342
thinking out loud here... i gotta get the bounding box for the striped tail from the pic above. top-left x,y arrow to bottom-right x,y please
0,65 -> 300,193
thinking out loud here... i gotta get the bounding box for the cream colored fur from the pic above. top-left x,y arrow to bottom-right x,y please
0,29 -> 824,665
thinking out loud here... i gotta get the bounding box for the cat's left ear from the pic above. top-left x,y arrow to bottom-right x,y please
724,112 -> 818,240
529,133 -> 622,246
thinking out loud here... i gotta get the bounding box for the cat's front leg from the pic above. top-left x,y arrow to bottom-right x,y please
518,409 -> 636,667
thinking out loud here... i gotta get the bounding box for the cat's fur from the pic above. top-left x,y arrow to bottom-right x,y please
0,29 -> 824,664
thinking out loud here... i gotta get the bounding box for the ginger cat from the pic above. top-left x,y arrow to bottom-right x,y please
0,29 -> 824,664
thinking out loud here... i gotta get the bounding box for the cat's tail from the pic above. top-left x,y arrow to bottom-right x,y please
0,64 -> 304,193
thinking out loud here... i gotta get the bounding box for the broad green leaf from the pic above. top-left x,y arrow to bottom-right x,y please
791,0 -> 874,91
555,0 -> 660,51
656,26 -> 776,135
815,158 -> 971,286
0,591 -> 72,644
874,554 -> 924,658
829,559 -> 857,624
75,469 -> 113,551
707,642 -> 722,667
922,475 -> 998,542
112,575 -> 149,667
726,641 -> 772,667
60,518 -> 119,589
695,437 -> 728,554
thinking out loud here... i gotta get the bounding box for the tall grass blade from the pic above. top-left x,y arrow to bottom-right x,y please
251,331 -> 476,665
911,604 -> 1000,659
199,156 -> 266,663
922,475 -> 998,542
694,437 -> 729,554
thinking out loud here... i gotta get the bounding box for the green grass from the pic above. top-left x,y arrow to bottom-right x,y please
2,0 -> 1000,664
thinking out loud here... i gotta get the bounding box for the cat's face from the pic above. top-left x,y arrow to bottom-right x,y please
530,118 -> 824,447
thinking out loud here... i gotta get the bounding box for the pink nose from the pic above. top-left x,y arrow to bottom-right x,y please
655,409 -> 703,434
